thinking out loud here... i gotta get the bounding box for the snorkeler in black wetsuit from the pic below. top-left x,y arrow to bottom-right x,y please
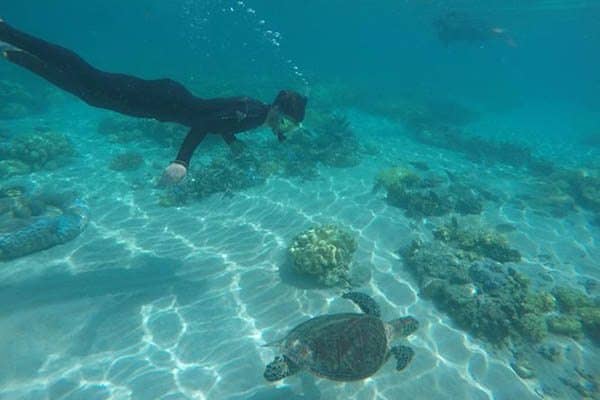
433,11 -> 515,48
0,19 -> 307,185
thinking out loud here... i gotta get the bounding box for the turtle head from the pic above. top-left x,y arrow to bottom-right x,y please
264,355 -> 300,382
388,316 -> 419,339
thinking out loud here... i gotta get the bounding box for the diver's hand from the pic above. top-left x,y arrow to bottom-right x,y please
158,162 -> 187,187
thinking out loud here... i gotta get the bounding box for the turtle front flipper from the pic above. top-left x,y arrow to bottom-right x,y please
389,316 -> 419,337
390,345 -> 414,371
264,355 -> 300,382
342,291 -> 381,317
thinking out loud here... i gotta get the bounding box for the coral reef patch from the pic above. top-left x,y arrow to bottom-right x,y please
288,224 -> 358,287
109,152 -> 145,172
403,238 -> 550,344
401,220 -> 600,345
0,80 -> 49,119
160,113 -> 375,206
373,166 -> 487,217
97,116 -> 187,147
433,217 -> 521,262
0,131 -> 76,177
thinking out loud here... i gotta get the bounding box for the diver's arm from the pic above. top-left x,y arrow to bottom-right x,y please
175,127 -> 208,167
159,127 -> 207,186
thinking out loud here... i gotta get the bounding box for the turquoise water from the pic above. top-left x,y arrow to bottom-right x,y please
1,1 -> 599,399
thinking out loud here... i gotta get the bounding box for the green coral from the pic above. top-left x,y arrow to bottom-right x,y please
373,167 -> 421,193
0,160 -> 30,179
374,167 -> 485,218
571,173 -> 600,212
552,286 -> 592,312
516,313 -> 548,342
289,224 -> 357,286
257,160 -> 282,177
538,168 -> 600,217
577,307 -> 600,341
373,166 -> 447,217
550,286 -> 600,342
547,316 -> 584,339
404,240 -> 470,285
109,152 -> 144,171
523,292 -> 556,314
388,186 -> 452,217
159,152 -> 268,206
433,218 -> 521,263
538,344 -> 562,362
292,112 -> 367,169
526,180 -> 576,218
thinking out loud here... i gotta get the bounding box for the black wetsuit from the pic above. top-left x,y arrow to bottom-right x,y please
0,21 -> 270,167
433,12 -> 496,46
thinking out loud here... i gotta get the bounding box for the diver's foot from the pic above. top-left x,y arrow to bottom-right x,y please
0,42 -> 20,57
0,19 -> 21,54
0,41 -> 15,51
0,17 -> 8,39
2,47 -> 26,64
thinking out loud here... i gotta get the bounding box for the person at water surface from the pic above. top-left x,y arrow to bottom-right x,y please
0,18 -> 307,185
433,11 -> 516,47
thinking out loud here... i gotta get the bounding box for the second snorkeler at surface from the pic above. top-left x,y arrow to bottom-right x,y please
0,18 -> 308,185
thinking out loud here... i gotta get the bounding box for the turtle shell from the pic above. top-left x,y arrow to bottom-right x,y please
284,313 -> 388,381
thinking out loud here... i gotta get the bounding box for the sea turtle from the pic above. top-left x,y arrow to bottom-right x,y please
263,292 -> 418,382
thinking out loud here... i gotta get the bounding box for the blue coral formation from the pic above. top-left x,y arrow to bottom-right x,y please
403,222 -> 600,346
404,239 -> 550,344
0,190 -> 89,261
401,218 -> 550,345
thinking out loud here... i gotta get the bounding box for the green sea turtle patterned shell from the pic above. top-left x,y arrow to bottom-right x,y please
285,313 -> 388,381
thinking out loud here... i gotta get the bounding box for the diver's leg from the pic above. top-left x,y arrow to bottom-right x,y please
0,19 -> 197,122
0,18 -> 91,74
0,18 -> 122,105
2,49 -> 84,96
0,19 -> 17,51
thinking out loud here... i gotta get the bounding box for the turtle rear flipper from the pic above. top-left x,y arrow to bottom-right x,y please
264,355 -> 300,382
391,345 -> 414,371
342,292 -> 381,317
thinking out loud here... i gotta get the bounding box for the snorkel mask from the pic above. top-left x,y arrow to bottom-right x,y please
269,90 -> 308,141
